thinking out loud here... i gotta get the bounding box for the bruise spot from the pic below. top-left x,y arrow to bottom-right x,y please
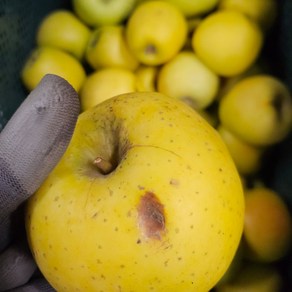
170,178 -> 179,186
137,192 -> 166,240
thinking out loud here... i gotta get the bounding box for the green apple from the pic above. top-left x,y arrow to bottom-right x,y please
21,46 -> 86,93
72,0 -> 138,27
36,10 -> 91,60
157,50 -> 220,110
26,92 -> 244,291
85,25 -> 139,71
218,75 -> 292,146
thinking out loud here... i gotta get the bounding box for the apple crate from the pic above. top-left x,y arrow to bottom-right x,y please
1,0 -> 292,290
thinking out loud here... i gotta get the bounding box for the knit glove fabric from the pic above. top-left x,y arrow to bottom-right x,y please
0,74 -> 80,291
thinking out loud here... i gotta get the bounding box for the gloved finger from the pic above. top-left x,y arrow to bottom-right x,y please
7,277 -> 55,292
0,74 -> 80,250
0,240 -> 36,291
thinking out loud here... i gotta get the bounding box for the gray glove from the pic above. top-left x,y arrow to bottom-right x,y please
0,74 -> 80,291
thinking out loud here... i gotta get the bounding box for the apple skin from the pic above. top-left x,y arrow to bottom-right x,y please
125,1 -> 188,66
26,92 -> 244,291
72,0 -> 138,27
85,25 -> 139,71
217,125 -> 265,176
163,0 -> 219,17
157,50 -> 220,110
218,75 -> 292,146
21,46 -> 86,93
192,10 -> 263,77
36,10 -> 91,60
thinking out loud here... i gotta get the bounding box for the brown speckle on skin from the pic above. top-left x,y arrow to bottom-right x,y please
137,192 -> 166,240
169,178 -> 179,186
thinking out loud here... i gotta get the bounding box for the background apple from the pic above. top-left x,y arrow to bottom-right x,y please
162,0 -> 219,17
125,1 -> 187,65
135,65 -> 158,92
192,10 -> 263,77
217,125 -> 265,176
85,25 -> 139,71
21,46 -> 86,92
218,0 -> 277,32
72,0 -> 138,27
79,67 -> 136,111
243,186 -> 292,263
26,92 -> 244,291
36,9 -> 91,60
157,50 -> 220,110
218,75 -> 292,146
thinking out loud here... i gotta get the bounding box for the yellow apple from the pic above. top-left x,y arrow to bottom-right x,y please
216,63 -> 264,101
135,65 -> 159,92
192,10 -> 263,77
216,242 -> 244,286
72,0 -> 138,27
161,0 -> 219,17
26,92 -> 244,291
218,0 -> 278,32
243,187 -> 292,263
217,125 -> 265,176
36,10 -> 91,60
218,75 -> 292,146
79,68 -> 136,111
85,25 -> 139,71
21,46 -> 86,92
157,50 -> 220,110
125,1 -> 188,65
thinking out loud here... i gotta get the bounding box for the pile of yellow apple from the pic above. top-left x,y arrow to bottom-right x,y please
21,0 -> 292,291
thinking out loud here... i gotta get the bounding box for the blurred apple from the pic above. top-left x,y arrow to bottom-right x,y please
85,25 -> 139,71
21,46 -> 86,92
135,65 -> 158,92
218,75 -> 292,146
218,0 -> 277,32
217,125 -> 265,176
36,10 -> 91,60
157,51 -> 220,110
161,0 -> 220,17
79,68 -> 136,111
216,63 -> 265,101
192,10 -> 263,77
125,1 -> 187,65
243,186 -> 292,263
72,0 -> 138,27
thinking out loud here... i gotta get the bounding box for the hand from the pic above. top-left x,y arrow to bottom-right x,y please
0,74 -> 80,291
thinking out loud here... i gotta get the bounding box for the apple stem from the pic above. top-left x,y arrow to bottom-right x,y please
93,157 -> 113,175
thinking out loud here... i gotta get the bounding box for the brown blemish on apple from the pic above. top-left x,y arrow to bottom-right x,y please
137,192 -> 166,240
